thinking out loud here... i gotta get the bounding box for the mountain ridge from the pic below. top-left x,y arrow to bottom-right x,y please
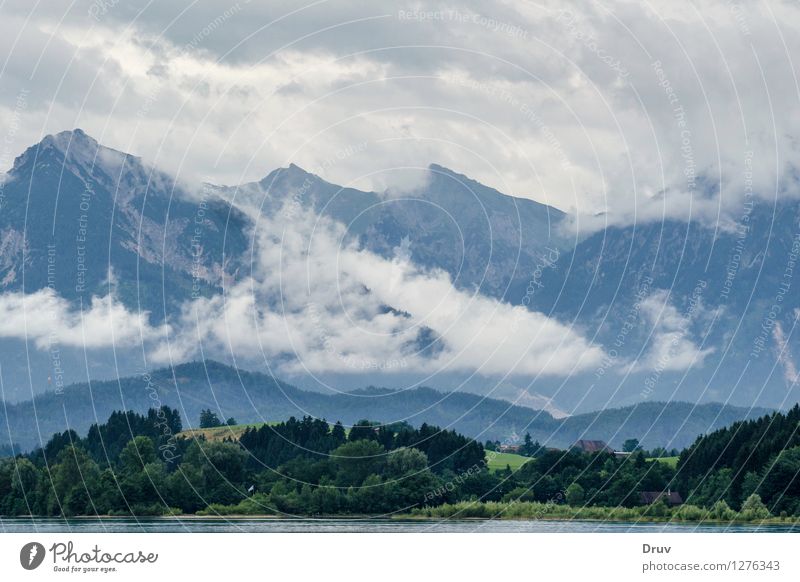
0,360 -> 772,453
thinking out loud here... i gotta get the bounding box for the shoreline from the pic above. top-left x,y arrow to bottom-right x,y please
3,514 -> 796,527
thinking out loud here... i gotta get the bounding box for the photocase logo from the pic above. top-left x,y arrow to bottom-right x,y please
20,542 -> 46,570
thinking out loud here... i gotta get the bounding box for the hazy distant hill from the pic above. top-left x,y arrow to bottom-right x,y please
0,361 -> 770,452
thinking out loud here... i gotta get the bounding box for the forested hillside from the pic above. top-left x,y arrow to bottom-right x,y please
677,405 -> 800,514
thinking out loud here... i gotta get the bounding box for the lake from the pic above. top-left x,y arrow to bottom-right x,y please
1,517 -> 796,533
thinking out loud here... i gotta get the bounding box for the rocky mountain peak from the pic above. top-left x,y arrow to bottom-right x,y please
11,128 -> 132,180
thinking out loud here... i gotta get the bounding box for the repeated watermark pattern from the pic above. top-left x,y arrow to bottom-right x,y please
652,60 -> 696,196
138,370 -> 180,463
557,10 -> 630,79
398,9 -> 529,40
2,1 -> 800,537
594,276 -> 654,380
751,229 -> 800,359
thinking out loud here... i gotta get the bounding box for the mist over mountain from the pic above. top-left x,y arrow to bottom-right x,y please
531,205 -> 800,408
219,159 -> 568,298
0,130 -> 798,414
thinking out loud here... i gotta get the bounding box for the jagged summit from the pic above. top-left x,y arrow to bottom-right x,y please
0,130 -> 798,411
11,128 -> 133,177
258,161 -> 323,188
41,127 -> 97,149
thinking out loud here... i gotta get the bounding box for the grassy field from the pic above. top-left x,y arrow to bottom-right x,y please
649,456 -> 679,468
177,422 -> 277,442
484,453 -> 678,472
486,451 -> 531,472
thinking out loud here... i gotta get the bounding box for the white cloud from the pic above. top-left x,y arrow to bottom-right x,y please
151,204 -> 605,377
773,319 -> 799,386
0,289 -> 166,350
633,288 -> 714,373
4,0 -> 797,383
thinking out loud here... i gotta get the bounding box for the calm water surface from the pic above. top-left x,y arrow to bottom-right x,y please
1,517 -> 796,533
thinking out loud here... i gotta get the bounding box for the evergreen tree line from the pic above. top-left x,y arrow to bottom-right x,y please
2,405 -> 800,518
238,418 -> 485,475
0,408 -> 484,517
676,404 -> 800,515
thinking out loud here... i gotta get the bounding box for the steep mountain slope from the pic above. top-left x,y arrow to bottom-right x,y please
530,204 -> 800,409
223,162 -> 569,297
356,164 -> 568,297
0,129 -> 249,316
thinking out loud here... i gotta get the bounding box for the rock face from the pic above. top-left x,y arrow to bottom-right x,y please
0,129 -> 249,318
352,164 -> 569,299
0,130 -> 569,315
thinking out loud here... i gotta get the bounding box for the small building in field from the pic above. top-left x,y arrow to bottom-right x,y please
640,490 -> 684,506
498,444 -> 521,453
572,439 -> 613,454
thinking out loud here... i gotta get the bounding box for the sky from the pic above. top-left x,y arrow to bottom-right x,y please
1,0 -> 799,232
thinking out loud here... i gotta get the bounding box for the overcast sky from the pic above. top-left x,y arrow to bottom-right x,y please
1,0 -> 799,230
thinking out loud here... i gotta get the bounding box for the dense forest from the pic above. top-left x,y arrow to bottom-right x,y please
676,404 -> 800,516
0,407 -> 484,516
1,404 -> 799,521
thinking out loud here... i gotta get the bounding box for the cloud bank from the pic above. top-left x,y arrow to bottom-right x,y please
0,289 -> 165,349
0,202 -> 605,378
0,0 -> 798,234
634,287 -> 715,374
152,204 -> 605,377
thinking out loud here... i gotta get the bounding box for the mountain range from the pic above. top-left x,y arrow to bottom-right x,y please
0,129 -> 799,413
0,360 -> 770,452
